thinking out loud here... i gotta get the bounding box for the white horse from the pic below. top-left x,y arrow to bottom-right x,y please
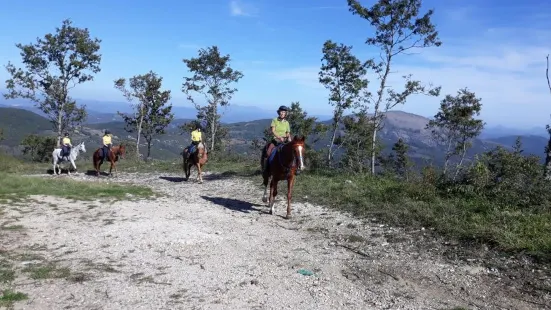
52,141 -> 86,175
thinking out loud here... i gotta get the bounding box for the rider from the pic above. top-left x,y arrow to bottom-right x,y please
263,105 -> 291,171
102,130 -> 113,159
184,121 -> 203,159
61,132 -> 72,158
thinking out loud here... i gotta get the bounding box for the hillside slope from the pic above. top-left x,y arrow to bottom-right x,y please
0,107 -> 547,163
0,107 -> 53,146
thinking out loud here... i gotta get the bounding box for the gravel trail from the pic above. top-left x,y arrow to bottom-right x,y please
1,171 -> 549,309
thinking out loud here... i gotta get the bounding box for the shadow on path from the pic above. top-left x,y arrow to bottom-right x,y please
201,196 -> 263,213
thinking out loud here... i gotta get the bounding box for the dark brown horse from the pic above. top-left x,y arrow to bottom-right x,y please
261,135 -> 306,219
183,142 -> 208,184
92,144 -> 126,177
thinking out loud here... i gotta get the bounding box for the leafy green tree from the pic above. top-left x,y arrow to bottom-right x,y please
3,19 -> 101,146
426,88 -> 484,178
115,71 -> 174,160
287,101 -> 328,146
347,0 -> 442,175
20,134 -> 56,162
391,138 -> 412,180
319,40 -> 368,165
462,142 -> 551,209
0,128 -> 4,142
340,111 -> 376,174
182,46 -> 244,154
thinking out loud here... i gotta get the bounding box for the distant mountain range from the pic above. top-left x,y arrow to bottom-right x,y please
1,96 -> 546,139
1,106 -> 548,166
0,97 -> 332,124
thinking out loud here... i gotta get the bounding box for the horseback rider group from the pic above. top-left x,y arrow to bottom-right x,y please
54,106 -> 294,170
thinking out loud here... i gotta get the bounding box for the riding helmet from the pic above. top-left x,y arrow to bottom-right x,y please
64,132 -> 69,137
277,105 -> 289,113
105,130 -> 111,135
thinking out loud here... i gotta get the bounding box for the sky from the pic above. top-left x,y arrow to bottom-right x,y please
0,0 -> 550,127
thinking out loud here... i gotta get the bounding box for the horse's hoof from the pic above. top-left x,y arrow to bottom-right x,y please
285,214 -> 291,220
262,196 -> 268,203
269,209 -> 273,215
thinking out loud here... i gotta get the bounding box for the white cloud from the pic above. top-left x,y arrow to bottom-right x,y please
263,29 -> 551,127
230,0 -> 257,17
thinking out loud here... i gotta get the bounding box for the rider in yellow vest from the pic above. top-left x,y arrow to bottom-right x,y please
184,122 -> 203,159
102,130 -> 113,158
61,132 -> 72,157
263,105 -> 291,172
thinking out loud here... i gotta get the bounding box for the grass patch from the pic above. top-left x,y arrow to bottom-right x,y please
0,290 -> 28,307
0,171 -> 156,201
0,268 -> 15,283
204,158 -> 551,260
22,263 -> 71,279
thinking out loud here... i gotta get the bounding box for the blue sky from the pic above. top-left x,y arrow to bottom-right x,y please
1,0 -> 550,127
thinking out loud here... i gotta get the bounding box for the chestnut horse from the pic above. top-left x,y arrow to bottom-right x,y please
183,142 -> 208,184
261,135 -> 306,219
92,144 -> 126,177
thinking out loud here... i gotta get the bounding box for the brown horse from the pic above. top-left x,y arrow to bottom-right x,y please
92,144 -> 126,177
183,142 -> 208,184
261,135 -> 306,219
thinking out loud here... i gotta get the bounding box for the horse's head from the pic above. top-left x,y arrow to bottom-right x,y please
117,144 -> 126,159
78,142 -> 86,153
290,135 -> 306,171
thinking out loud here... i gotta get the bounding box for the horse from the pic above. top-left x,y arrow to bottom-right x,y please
183,142 -> 208,184
261,135 -> 306,219
52,142 -> 87,176
92,144 -> 126,177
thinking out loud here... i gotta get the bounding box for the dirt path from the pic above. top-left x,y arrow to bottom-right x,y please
1,171 -> 549,309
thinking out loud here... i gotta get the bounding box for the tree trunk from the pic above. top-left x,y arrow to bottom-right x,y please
56,105 -> 63,147
210,104 -> 217,152
443,138 -> 453,176
135,104 -> 145,161
370,56 -> 391,175
327,119 -> 339,165
453,143 -> 467,181
370,111 -> 379,175
146,140 -> 151,160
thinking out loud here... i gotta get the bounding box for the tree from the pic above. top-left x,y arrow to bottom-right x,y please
115,71 -> 174,160
0,128 -> 4,142
3,19 -> 101,146
340,111 -> 376,173
347,0 -> 442,175
391,138 -> 412,180
319,40 -> 368,165
287,101 -> 328,146
426,88 -> 484,179
20,134 -> 57,162
182,46 -> 244,154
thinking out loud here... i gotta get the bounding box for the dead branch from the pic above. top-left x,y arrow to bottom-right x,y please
547,54 -> 551,95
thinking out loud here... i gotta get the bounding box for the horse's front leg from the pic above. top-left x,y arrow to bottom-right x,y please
285,175 -> 296,219
71,158 -> 77,173
262,177 -> 269,203
269,178 -> 278,215
197,163 -> 203,184
108,161 -> 114,176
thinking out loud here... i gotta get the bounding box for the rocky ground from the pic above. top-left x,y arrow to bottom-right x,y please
1,170 -> 549,309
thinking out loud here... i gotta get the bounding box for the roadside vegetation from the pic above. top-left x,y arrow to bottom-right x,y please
0,2 -> 551,307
